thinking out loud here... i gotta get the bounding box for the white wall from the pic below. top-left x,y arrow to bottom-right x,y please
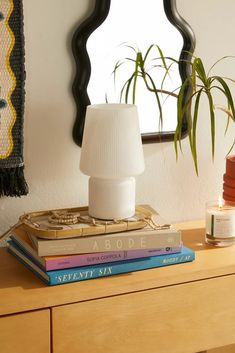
0,0 -> 235,240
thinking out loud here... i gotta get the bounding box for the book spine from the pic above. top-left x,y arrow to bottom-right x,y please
49,248 -> 194,285
46,251 -> 126,270
37,230 -> 181,256
45,246 -> 182,270
124,246 -> 181,260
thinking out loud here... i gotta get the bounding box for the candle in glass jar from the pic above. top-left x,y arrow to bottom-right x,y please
205,198 -> 235,246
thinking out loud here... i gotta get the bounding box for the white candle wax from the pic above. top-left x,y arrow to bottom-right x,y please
206,201 -> 235,238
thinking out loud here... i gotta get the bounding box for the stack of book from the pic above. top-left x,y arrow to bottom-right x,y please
7,208 -> 195,286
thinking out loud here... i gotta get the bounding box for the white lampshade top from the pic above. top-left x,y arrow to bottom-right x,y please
80,104 -> 145,178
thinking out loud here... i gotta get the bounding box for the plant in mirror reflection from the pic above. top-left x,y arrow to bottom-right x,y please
110,43 -> 235,174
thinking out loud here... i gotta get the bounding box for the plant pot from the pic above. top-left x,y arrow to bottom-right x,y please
223,173 -> 235,188
225,155 -> 235,179
223,192 -> 235,203
223,183 -> 235,198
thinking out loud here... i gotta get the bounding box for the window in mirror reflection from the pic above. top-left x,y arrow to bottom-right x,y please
87,0 -> 183,134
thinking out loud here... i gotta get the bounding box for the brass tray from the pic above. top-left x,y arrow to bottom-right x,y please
19,205 -> 156,239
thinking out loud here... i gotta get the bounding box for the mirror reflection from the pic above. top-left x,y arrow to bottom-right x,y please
71,0 -> 195,146
87,0 -> 183,134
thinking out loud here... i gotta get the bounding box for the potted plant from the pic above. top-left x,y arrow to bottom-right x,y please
111,44 -> 235,174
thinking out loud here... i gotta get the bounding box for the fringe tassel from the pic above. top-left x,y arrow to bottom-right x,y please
0,166 -> 28,197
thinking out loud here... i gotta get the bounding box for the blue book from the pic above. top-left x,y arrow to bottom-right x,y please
8,241 -> 195,286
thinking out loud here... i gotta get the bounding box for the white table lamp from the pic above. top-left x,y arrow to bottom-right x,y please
80,104 -> 145,219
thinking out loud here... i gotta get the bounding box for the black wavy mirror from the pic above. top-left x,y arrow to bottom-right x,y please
72,0 -> 195,146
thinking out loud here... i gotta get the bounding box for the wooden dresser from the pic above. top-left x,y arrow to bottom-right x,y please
1,220 -> 235,353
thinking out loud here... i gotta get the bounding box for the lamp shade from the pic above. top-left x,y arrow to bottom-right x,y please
80,104 -> 145,178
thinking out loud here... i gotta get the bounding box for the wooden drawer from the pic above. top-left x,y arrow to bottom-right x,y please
53,275 -> 235,353
0,309 -> 50,353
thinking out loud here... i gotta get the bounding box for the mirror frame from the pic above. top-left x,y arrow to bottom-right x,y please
71,0 -> 195,147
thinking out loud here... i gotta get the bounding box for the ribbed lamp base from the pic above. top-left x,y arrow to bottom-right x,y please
88,177 -> 136,220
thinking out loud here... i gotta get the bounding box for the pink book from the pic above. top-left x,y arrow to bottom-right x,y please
45,246 -> 181,271
10,229 -> 181,271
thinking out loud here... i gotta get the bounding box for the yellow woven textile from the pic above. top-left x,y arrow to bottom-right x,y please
0,0 -> 28,196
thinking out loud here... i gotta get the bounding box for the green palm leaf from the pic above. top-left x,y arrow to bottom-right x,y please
212,76 -> 235,119
112,42 -> 235,175
145,72 -> 163,128
119,73 -> 135,103
191,89 -> 203,174
205,91 -> 215,159
207,56 -> 235,76
194,58 -> 207,85
226,139 -> 235,156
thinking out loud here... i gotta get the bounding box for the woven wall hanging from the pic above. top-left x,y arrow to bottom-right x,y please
0,0 -> 28,197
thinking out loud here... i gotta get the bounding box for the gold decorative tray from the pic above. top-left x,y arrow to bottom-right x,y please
19,205 -> 156,239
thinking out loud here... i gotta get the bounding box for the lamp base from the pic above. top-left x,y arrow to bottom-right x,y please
88,177 -> 136,220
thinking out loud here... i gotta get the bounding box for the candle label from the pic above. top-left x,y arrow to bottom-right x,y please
206,213 -> 235,237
